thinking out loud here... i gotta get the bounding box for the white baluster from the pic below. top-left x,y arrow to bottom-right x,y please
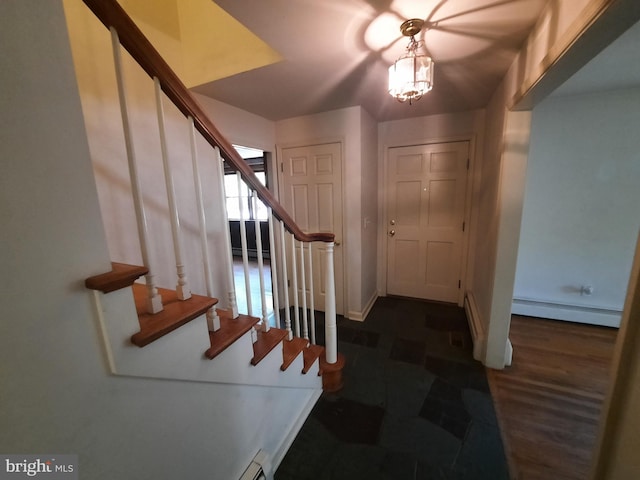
300,239 -> 308,340
268,209 -> 281,330
290,235 -> 300,337
308,242 -> 316,345
279,222 -> 292,340
154,77 -> 190,301
215,150 -> 238,318
110,27 -> 162,314
324,242 -> 337,363
236,172 -> 252,316
252,192 -> 269,331
189,117 -> 219,331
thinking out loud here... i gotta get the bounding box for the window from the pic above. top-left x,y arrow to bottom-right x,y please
225,146 -> 269,221
224,172 -> 268,221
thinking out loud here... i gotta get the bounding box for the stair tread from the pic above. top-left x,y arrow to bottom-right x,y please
281,337 -> 309,371
303,344 -> 324,374
205,310 -> 260,360
85,262 -> 148,293
251,328 -> 288,366
131,284 -> 217,347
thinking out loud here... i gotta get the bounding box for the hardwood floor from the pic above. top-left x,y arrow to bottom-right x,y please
487,315 -> 617,480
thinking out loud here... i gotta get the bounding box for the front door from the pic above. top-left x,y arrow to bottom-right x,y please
386,141 -> 469,303
280,142 -> 344,315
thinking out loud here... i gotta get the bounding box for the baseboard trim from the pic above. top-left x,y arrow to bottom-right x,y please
512,297 -> 622,328
347,291 -> 379,322
464,292 -> 486,362
271,388 -> 322,472
504,339 -> 513,367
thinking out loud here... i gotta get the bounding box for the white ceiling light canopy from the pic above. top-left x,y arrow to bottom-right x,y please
388,18 -> 434,104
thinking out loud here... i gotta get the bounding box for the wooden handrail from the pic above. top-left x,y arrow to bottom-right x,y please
82,0 -> 334,244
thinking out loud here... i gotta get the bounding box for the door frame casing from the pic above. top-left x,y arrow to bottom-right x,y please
380,134 -> 477,306
275,137 -> 347,317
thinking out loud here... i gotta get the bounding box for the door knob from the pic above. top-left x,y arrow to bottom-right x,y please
388,230 -> 395,237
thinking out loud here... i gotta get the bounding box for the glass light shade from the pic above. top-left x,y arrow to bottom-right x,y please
388,53 -> 434,103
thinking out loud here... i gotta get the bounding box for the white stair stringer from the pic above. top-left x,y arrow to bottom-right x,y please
90,287 -> 322,389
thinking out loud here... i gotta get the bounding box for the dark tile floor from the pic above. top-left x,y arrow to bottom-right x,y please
275,296 -> 509,480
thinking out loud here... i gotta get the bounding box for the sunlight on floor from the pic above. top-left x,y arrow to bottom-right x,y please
233,257 -> 274,324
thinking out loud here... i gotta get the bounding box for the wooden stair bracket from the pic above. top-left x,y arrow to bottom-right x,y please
319,352 -> 346,393
131,284 -> 217,347
302,344 -> 324,374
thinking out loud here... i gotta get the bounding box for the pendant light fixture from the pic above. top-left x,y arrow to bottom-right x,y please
388,19 -> 434,104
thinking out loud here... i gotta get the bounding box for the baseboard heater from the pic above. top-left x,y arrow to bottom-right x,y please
512,297 -> 622,328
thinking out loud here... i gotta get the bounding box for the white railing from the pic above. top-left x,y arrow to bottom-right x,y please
154,77 -> 191,302
85,0 -> 338,366
221,173 -> 337,351
252,192 -> 269,329
190,118 -> 220,332
109,27 -> 162,314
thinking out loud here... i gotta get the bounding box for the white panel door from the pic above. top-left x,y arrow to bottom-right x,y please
386,141 -> 469,302
280,143 -> 344,315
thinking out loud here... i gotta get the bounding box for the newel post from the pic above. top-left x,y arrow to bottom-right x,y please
324,241 -> 337,363
320,241 -> 345,392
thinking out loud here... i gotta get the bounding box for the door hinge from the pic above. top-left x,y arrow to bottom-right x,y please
467,158 -> 470,170
458,280 -> 461,289
462,221 -> 465,232
280,162 -> 284,172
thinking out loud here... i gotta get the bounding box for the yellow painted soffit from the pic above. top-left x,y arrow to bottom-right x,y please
120,0 -> 282,88
179,0 -> 283,88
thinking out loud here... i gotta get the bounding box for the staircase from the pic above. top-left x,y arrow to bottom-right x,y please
79,0 -> 344,398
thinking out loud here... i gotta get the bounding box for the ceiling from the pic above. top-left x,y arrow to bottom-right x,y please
192,0 -> 549,121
